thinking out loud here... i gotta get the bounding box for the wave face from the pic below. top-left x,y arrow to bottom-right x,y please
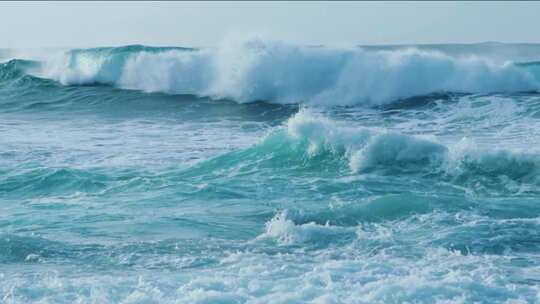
31,39 -> 540,105
2,41 -> 540,303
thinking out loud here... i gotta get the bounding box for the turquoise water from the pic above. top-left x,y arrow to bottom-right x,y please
1,41 -> 540,303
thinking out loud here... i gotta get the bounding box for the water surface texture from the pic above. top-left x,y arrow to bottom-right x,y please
1,40 -> 540,303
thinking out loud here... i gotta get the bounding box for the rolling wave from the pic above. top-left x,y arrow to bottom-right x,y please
23,39 -> 540,106
182,109 -> 540,194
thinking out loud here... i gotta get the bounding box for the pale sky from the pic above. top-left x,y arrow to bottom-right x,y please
1,1 -> 540,48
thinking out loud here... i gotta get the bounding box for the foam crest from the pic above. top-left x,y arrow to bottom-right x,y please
258,210 -> 354,245
37,39 -> 540,106
285,109 -> 448,172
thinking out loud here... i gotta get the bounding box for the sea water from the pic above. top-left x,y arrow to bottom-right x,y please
1,39 -> 540,303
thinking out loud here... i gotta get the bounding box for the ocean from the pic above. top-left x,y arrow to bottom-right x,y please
1,39 -> 540,303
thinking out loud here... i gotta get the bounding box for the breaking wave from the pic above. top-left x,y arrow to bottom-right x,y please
30,39 -> 540,106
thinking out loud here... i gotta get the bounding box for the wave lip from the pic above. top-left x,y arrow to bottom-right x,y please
35,39 -> 540,106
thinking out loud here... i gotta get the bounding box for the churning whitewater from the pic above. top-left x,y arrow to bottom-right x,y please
1,39 -> 540,303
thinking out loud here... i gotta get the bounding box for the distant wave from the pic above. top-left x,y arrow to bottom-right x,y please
10,39 -> 540,105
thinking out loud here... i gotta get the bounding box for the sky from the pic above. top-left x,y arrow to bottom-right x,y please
1,1 -> 540,48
